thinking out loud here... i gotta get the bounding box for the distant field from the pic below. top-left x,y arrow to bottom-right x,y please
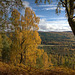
38,45 -> 69,47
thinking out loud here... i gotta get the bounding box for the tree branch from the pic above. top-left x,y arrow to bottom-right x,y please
65,0 -> 70,18
60,0 -> 65,7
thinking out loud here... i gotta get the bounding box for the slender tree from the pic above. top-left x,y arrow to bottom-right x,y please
10,8 -> 42,66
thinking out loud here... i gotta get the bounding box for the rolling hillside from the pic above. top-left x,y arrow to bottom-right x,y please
38,31 -> 75,70
38,31 -> 75,45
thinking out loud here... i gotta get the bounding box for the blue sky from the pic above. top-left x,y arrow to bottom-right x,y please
22,0 -> 72,32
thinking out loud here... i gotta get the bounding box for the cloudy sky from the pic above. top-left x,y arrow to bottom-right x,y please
22,0 -> 72,32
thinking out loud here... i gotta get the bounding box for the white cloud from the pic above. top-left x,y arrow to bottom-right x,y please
22,1 -> 31,15
23,1 -> 33,10
49,17 -> 67,20
38,18 -> 72,32
38,4 -> 65,11
43,7 -> 56,10
23,1 -> 30,8
43,7 -> 65,11
36,15 -> 46,17
38,4 -> 57,7
33,9 -> 37,11
22,1 -> 33,15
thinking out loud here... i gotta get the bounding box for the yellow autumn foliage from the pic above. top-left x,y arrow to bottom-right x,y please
9,7 -> 43,67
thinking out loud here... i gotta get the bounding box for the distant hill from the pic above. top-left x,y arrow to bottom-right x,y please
38,31 -> 75,45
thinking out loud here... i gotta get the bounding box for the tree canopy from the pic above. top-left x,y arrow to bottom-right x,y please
0,0 -> 23,32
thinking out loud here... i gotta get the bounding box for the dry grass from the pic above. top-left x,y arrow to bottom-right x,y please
0,62 -> 75,75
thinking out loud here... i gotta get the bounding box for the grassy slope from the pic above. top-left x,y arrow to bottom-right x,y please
0,62 -> 75,75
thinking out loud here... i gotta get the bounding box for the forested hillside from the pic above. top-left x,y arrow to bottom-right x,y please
38,31 -> 75,70
38,31 -> 75,45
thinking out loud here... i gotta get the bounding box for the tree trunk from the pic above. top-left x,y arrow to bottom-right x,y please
20,53 -> 23,63
68,18 -> 75,35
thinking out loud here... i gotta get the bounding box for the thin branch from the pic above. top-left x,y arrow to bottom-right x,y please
60,0 -> 66,7
65,0 -> 70,18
